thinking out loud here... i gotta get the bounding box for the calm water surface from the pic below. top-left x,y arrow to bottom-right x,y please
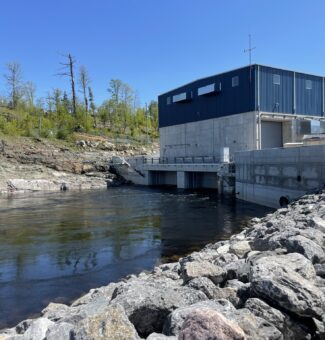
0,187 -> 271,328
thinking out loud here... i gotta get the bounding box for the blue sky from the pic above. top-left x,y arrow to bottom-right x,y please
0,0 -> 325,106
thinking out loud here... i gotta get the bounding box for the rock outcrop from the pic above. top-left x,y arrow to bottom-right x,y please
1,191 -> 325,339
0,136 -> 159,195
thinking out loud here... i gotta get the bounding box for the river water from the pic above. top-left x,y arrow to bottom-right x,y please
0,187 -> 271,328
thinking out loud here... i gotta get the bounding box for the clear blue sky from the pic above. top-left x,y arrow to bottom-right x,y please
1,0 -> 325,106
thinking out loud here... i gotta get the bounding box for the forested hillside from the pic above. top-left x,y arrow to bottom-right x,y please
0,55 -> 158,143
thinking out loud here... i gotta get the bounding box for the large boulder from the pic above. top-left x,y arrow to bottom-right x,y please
164,300 -> 282,339
74,305 -> 140,340
17,318 -> 54,340
250,253 -> 325,318
187,277 -> 240,306
178,308 -> 245,340
285,235 -> 324,264
45,322 -> 74,340
244,298 -> 311,339
229,241 -> 251,258
110,278 -> 207,338
180,260 -> 226,284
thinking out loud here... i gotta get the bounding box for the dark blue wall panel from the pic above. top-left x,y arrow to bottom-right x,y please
159,65 -> 324,128
159,66 -> 256,128
295,73 -> 323,116
259,66 -> 294,114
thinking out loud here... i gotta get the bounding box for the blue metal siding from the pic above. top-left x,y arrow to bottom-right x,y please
295,73 -> 323,116
259,66 -> 294,114
159,65 -> 324,129
159,66 -> 256,128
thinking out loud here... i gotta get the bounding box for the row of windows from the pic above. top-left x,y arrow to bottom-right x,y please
166,75 -> 317,105
272,74 -> 313,89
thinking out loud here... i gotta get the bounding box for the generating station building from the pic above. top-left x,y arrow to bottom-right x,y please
158,64 -> 325,159
116,64 -> 325,208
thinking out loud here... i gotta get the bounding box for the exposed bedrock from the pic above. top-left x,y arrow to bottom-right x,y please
1,191 -> 325,339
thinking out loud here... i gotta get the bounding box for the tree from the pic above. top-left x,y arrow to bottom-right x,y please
108,79 -> 123,105
88,86 -> 97,127
79,66 -> 90,112
88,87 -> 95,113
52,88 -> 62,112
24,81 -> 37,107
62,91 -> 70,113
4,62 -> 23,109
57,54 -> 77,115
148,100 -> 158,132
107,79 -> 136,134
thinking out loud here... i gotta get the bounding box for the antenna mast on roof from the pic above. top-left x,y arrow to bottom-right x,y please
244,34 -> 256,81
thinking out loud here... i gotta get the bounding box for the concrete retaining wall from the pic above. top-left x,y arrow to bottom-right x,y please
235,145 -> 325,208
160,111 -> 257,159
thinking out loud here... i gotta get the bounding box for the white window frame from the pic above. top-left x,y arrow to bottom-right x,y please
273,74 -> 281,85
232,76 -> 239,87
173,92 -> 187,103
198,83 -> 215,96
306,80 -> 312,90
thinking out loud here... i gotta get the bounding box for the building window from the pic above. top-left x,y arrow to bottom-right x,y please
198,83 -> 215,96
306,80 -> 312,90
166,97 -> 171,105
232,76 -> 239,87
173,92 -> 187,103
273,74 -> 281,85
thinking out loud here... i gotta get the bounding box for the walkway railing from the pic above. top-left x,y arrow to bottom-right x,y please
143,156 -> 223,164
126,156 -> 236,174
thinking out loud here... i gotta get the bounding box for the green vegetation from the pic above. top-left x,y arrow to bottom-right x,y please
0,58 -> 158,143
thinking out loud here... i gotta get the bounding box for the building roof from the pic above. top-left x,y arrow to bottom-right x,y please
159,64 -> 325,97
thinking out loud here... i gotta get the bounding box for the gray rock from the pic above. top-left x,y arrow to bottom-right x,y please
20,318 -> 54,340
214,253 -> 239,267
110,278 -> 207,337
163,300 -> 236,336
180,260 -> 226,284
178,308 -> 245,340
250,253 -> 325,318
285,235 -> 324,264
164,300 -> 282,339
249,252 -> 316,281
314,263 -> 325,278
308,216 -> 325,233
45,322 -> 74,340
74,304 -> 139,340
41,303 -> 70,322
187,277 -> 240,306
229,241 -> 251,258
187,277 -> 220,299
244,298 -> 285,331
243,298 -> 312,339
71,283 -> 118,307
223,259 -> 250,282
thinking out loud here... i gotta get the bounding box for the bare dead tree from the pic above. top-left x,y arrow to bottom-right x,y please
79,65 -> 90,112
56,53 -> 77,114
24,81 -> 37,107
4,62 -> 23,109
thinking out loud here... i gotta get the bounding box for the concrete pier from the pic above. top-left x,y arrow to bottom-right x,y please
235,144 -> 325,208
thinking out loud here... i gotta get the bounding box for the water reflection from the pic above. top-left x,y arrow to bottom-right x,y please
0,187 -> 271,328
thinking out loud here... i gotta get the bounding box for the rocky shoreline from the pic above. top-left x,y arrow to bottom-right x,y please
1,191 -> 325,339
0,136 -> 158,195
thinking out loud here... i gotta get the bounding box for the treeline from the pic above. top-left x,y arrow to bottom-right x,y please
0,54 -> 158,142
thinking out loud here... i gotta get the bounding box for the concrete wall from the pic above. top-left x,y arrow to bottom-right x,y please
159,111 -> 257,160
235,145 -> 325,208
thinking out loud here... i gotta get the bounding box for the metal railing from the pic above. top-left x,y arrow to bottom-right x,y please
143,156 -> 223,165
